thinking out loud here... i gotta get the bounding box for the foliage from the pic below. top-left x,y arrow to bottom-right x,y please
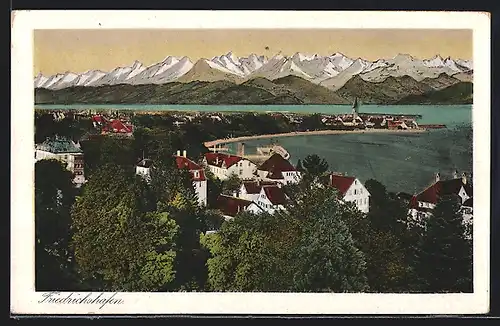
71,164 -> 178,291
301,154 -> 329,182
221,173 -> 242,196
202,211 -> 300,292
35,159 -> 78,290
360,179 -> 418,292
205,170 -> 223,208
415,195 -> 473,293
204,186 -> 369,292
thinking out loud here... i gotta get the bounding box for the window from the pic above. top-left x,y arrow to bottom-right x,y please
239,170 -> 243,175
354,189 -> 357,195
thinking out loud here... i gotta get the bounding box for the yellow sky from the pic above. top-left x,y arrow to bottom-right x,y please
34,29 -> 472,75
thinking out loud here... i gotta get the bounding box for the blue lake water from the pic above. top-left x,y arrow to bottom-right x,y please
36,104 -> 473,193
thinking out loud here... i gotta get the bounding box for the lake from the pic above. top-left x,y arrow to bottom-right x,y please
36,104 -> 473,193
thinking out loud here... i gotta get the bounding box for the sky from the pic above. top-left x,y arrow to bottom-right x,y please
34,29 -> 472,76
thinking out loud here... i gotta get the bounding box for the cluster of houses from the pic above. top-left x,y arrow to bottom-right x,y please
34,134 -> 473,230
134,149 -> 371,220
91,115 -> 134,136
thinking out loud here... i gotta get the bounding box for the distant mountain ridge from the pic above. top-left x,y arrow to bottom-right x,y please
34,52 -> 473,91
35,74 -> 472,105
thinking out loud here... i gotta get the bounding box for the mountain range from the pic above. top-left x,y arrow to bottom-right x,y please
34,52 -> 473,105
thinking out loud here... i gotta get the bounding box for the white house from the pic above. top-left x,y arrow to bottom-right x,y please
246,184 -> 287,215
35,136 -> 85,187
174,151 -> 207,207
203,153 -> 257,181
238,180 -> 280,202
328,173 -> 370,213
135,150 -> 207,207
136,158 -> 153,182
256,153 -> 301,185
409,172 -> 473,225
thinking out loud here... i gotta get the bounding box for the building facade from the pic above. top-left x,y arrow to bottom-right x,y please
328,173 -> 371,213
256,153 -> 301,185
409,172 -> 473,225
203,153 -> 258,180
35,136 -> 85,187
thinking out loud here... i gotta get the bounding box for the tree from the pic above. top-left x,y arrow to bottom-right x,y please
301,154 -> 329,182
205,170 -> 223,208
35,159 -> 78,290
361,179 -> 418,292
202,211 -> 299,292
71,163 -> 178,291
203,186 -> 370,292
415,195 -> 473,293
287,187 -> 369,292
222,173 -> 242,196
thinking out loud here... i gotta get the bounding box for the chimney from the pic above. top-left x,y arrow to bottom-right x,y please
183,150 -> 187,158
453,169 -> 459,179
435,172 -> 440,183
177,150 -> 181,157
462,172 -> 467,185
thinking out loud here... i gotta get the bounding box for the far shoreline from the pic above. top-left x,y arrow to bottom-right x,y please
204,128 -> 429,148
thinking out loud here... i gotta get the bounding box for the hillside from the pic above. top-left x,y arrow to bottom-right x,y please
34,75 -> 473,105
420,73 -> 462,90
335,75 -> 434,104
396,82 -> 473,105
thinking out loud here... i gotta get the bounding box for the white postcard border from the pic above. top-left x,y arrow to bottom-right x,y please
11,10 -> 491,315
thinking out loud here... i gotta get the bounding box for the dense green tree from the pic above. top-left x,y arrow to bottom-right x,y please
205,170 -> 224,208
222,173 -> 242,196
287,187 -> 369,292
359,179 -> 417,292
202,211 -> 300,292
204,186 -> 369,292
71,163 -> 178,291
301,154 -> 329,182
35,159 -> 78,290
415,195 -> 473,293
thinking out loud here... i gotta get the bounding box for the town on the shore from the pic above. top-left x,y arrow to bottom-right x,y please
35,102 -> 470,224
34,103 -> 473,293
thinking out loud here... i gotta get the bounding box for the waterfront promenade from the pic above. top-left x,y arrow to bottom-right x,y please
204,128 -> 428,148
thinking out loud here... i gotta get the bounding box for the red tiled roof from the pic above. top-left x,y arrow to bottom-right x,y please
258,153 -> 296,173
109,119 -> 133,133
92,115 -> 105,123
204,153 -> 243,168
329,175 -> 355,196
175,156 -> 206,181
241,181 -> 278,194
416,178 -> 471,205
216,195 -> 253,217
263,186 -> 287,205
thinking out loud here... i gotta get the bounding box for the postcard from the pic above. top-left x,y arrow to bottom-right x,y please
11,10 -> 491,316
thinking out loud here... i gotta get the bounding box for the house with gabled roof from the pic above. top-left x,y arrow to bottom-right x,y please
238,180 -> 280,202
256,153 -> 301,185
35,136 -> 85,187
328,173 -> 370,213
203,152 -> 257,180
215,195 -> 255,220
246,184 -> 288,215
136,150 -> 207,206
409,172 -> 473,224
